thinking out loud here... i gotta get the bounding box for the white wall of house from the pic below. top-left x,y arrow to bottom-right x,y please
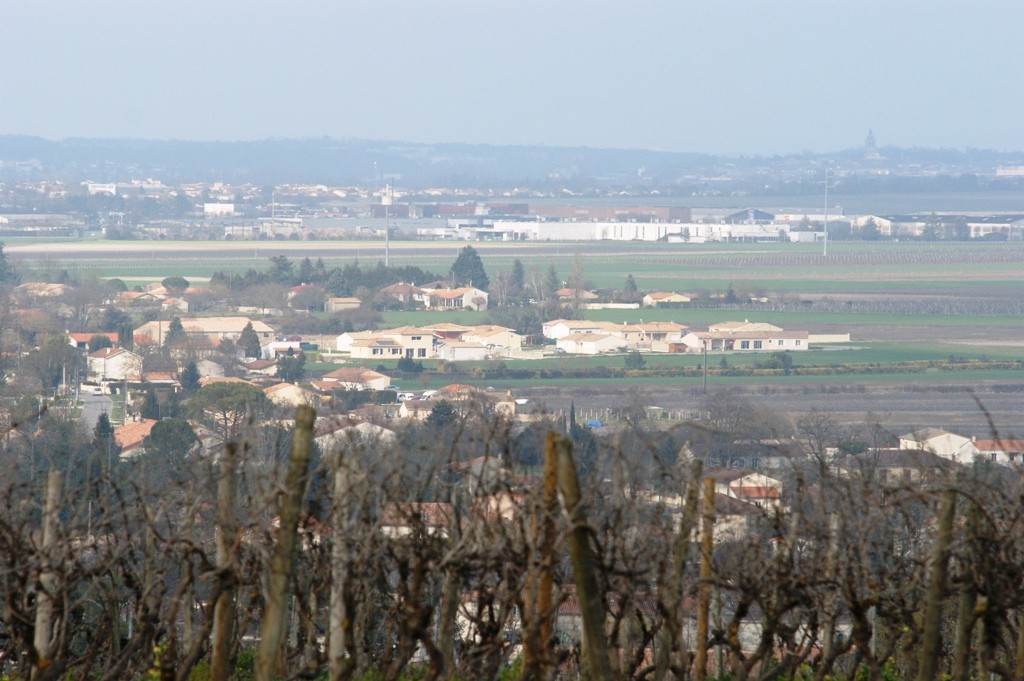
462,328 -> 523,350
386,329 -> 437,358
88,350 -> 142,381
899,431 -> 977,462
437,342 -> 489,361
349,342 -> 404,360
556,334 -> 628,355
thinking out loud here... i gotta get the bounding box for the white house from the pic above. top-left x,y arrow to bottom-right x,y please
336,327 -> 438,359
87,347 -> 142,382
335,330 -> 379,353
349,338 -> 404,360
196,359 -> 226,377
642,292 -> 691,307
325,297 -> 362,313
263,383 -> 318,407
706,469 -> 784,511
436,341 -> 490,362
460,325 -> 523,350
898,428 -> 978,463
542,319 -> 617,340
381,326 -> 438,359
318,367 -> 392,391
378,283 -> 427,304
971,438 -> 1024,465
424,287 -> 489,311
315,419 -> 397,452
134,317 -> 274,345
676,321 -> 809,353
555,333 -> 628,355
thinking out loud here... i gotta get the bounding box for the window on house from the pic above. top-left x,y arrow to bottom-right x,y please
417,349 -> 426,357
412,336 -> 421,341
372,349 -> 381,355
795,340 -> 801,346
753,341 -> 763,349
740,340 -> 750,349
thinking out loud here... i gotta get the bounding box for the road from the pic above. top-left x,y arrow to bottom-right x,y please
80,393 -> 113,431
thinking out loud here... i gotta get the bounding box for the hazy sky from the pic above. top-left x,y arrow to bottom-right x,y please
3,1 -> 1022,155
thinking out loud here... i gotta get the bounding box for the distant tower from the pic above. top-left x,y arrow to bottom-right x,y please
864,129 -> 882,160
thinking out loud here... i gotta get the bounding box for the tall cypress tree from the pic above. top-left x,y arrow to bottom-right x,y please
450,245 -> 489,291
179,360 -> 201,395
239,322 -> 262,359
164,317 -> 187,348
140,385 -> 161,420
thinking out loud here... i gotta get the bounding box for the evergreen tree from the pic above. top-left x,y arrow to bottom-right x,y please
543,265 -> 560,300
510,259 -> 525,297
140,385 -> 161,420
118,322 -> 134,350
165,389 -> 185,418
93,411 -> 115,442
239,321 -> 262,359
91,411 -> 121,469
161,276 -> 190,293
724,284 -> 738,304
179,360 -> 201,395
142,418 -> 197,481
88,334 -> 113,353
268,255 -> 295,284
426,400 -> 458,428
450,245 -> 489,291
624,350 -> 646,370
164,316 -> 187,347
188,382 -> 271,440
100,305 -> 131,332
0,243 -> 18,285
297,257 -> 314,283
143,418 -> 196,461
325,269 -> 351,296
623,274 -> 639,302
276,351 -> 306,383
105,278 -> 128,293
569,250 -> 586,293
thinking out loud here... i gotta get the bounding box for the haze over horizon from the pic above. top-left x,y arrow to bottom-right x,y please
3,1 -> 1022,156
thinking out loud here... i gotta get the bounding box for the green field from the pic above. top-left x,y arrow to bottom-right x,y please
9,239 -> 1024,296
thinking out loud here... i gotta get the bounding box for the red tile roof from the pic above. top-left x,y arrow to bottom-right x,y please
114,418 -> 158,451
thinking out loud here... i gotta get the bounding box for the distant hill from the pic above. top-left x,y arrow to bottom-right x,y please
1,135 -> 1022,189
0,135 -> 716,186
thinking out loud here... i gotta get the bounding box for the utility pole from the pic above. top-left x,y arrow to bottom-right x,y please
382,184 -> 392,267
702,338 -> 708,394
823,166 -> 830,257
